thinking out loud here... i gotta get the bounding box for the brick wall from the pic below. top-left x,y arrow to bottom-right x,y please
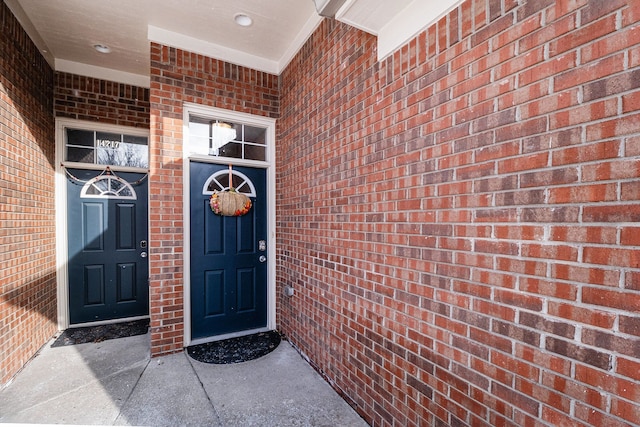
277,1 -> 640,426
54,72 -> 150,128
0,1 -> 56,386
148,43 -> 278,356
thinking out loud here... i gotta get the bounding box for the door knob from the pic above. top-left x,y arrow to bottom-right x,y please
140,252 -> 148,258
259,255 -> 267,263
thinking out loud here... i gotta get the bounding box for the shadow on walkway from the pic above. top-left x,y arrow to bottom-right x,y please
0,333 -> 368,426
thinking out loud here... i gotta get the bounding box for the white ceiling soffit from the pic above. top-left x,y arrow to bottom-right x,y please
337,0 -> 464,61
7,0 -> 462,87
147,13 -> 323,76
8,0 -> 321,86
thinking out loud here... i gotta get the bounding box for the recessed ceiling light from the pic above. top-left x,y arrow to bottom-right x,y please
234,13 -> 253,27
93,44 -> 111,54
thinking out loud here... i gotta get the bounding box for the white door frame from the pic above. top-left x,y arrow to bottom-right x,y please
182,104 -> 277,346
54,118 -> 150,330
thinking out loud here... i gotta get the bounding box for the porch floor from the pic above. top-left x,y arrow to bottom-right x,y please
0,333 -> 368,426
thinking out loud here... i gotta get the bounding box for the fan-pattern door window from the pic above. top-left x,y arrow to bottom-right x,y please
80,175 -> 137,200
202,169 -> 257,197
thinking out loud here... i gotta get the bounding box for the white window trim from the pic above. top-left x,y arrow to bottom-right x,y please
60,120 -> 150,173
182,103 -> 277,346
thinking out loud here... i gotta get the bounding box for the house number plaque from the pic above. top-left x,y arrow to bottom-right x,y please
97,139 -> 120,149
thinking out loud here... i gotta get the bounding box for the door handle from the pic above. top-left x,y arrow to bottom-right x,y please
140,252 -> 148,258
259,255 -> 267,263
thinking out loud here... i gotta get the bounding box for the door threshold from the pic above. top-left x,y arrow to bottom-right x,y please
68,315 -> 149,329
189,326 -> 271,347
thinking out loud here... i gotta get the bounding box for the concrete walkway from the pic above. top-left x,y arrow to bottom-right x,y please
0,333 -> 368,426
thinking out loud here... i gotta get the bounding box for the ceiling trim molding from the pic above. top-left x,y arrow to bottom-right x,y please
312,0 -> 349,18
148,25 -> 279,75
55,59 -> 151,88
5,0 -> 54,67
278,13 -> 324,73
377,0 -> 463,61
335,0 -> 387,35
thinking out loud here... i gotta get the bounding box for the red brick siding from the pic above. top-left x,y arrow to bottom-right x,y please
148,43 -> 278,356
54,72 -> 150,128
278,1 -> 640,426
0,1 -> 56,386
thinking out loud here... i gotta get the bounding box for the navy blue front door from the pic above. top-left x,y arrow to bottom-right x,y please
67,169 -> 149,324
190,161 -> 268,340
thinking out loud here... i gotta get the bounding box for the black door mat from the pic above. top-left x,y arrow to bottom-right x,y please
187,330 -> 281,364
51,319 -> 149,347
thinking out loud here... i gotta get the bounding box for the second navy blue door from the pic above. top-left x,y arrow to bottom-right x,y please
67,169 -> 149,324
190,161 -> 268,340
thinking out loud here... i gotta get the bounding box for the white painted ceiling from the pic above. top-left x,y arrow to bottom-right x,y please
7,0 -> 461,86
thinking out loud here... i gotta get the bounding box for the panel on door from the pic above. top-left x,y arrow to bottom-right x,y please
190,161 -> 267,340
67,169 -> 149,324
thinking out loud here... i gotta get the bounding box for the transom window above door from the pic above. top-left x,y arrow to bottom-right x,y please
65,128 -> 149,168
188,115 -> 267,161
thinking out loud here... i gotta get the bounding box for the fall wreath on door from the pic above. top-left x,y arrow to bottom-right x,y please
209,165 -> 252,216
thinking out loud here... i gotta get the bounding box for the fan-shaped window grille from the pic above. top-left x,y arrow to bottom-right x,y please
80,175 -> 137,200
202,170 -> 256,197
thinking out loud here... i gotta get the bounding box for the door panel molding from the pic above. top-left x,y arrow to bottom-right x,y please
204,270 -> 225,317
